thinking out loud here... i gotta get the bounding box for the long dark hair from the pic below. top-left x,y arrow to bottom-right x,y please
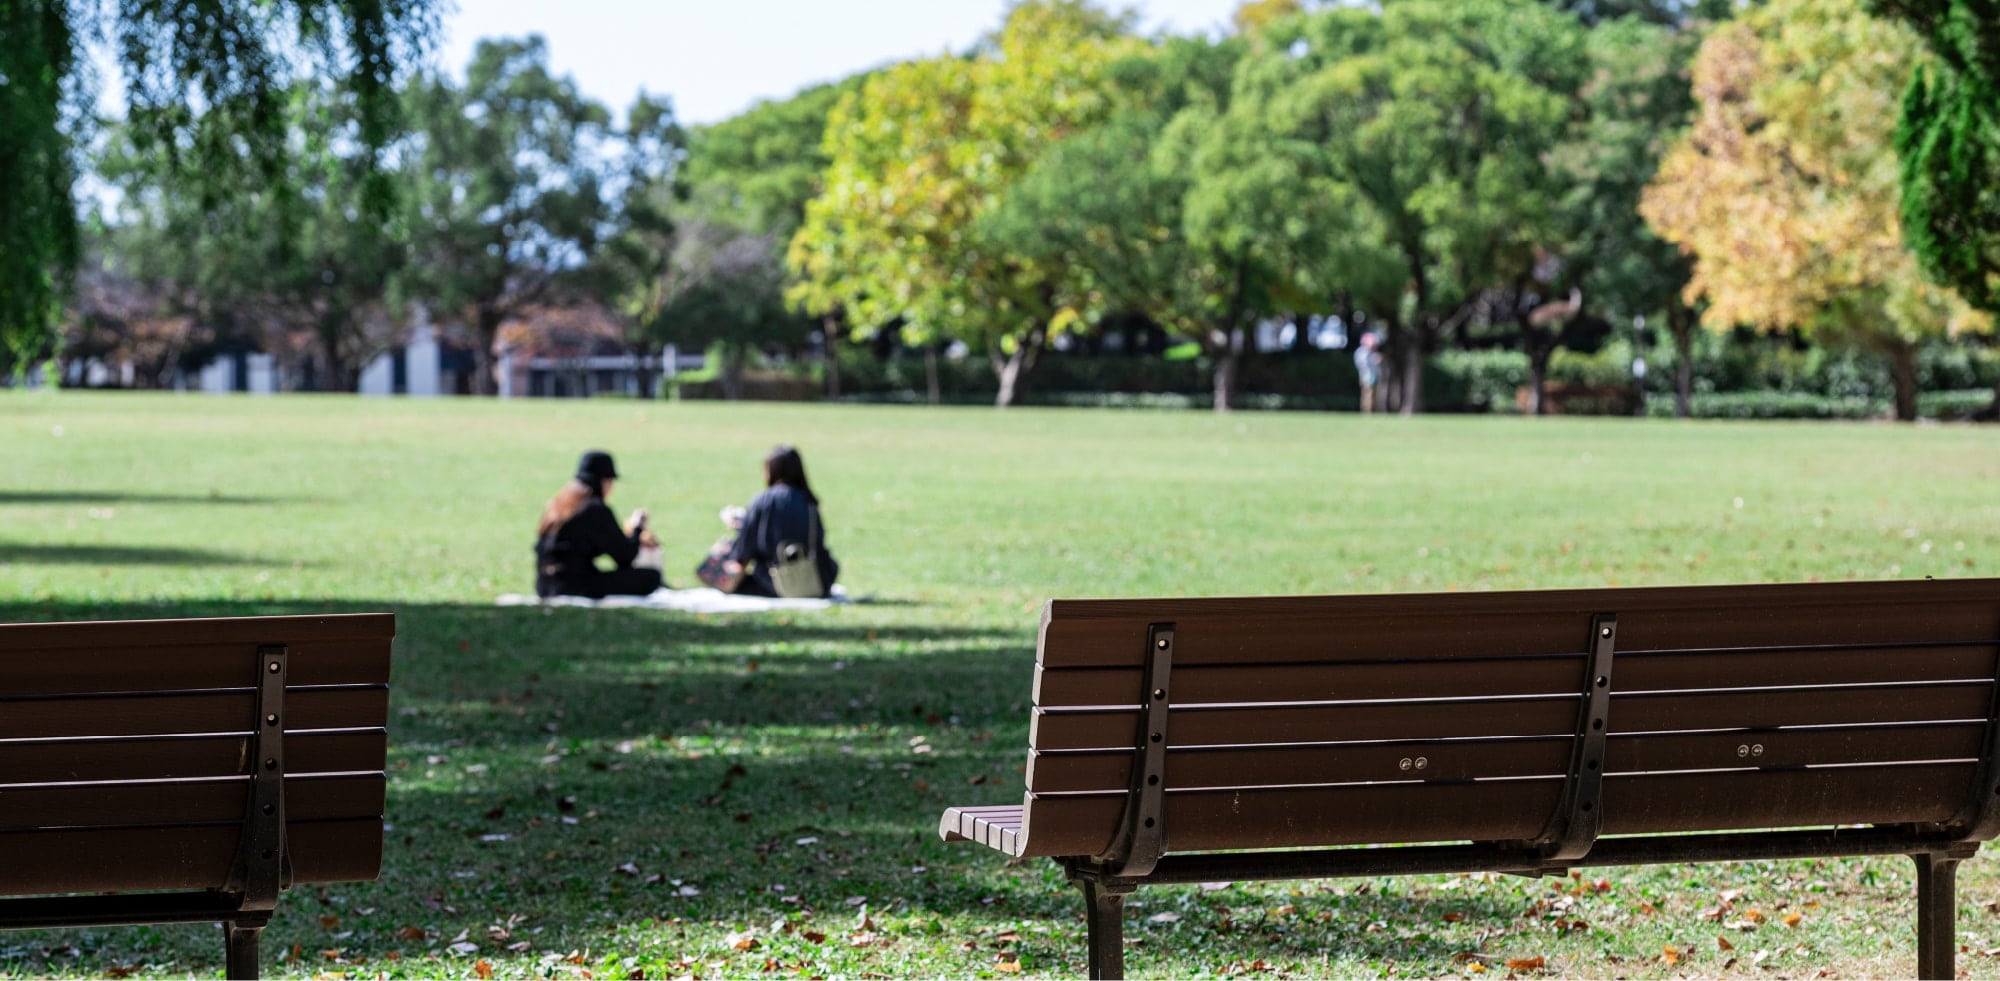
764,445 -> 818,506
538,479 -> 598,537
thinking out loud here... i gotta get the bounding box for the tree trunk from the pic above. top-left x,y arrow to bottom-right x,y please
992,325 -> 1047,409
1212,335 -> 1239,413
822,316 -> 842,401
1889,340 -> 1919,422
721,346 -> 746,400
1397,321 -> 1427,417
1669,306 -> 1695,419
925,345 -> 941,406
1526,349 -> 1549,416
472,306 -> 502,396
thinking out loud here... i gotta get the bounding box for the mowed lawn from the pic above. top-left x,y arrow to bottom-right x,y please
3,391 -> 2000,979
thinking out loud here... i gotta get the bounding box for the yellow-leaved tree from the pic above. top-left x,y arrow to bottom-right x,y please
787,1 -> 1141,407
1639,0 -> 1988,420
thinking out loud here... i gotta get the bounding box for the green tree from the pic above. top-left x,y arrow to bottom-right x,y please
1869,0 -> 2000,413
1237,0 -> 1589,414
1546,17 -> 1706,416
0,0 -> 436,374
789,1 -> 1140,407
1640,0 -> 1989,421
402,36 -> 614,395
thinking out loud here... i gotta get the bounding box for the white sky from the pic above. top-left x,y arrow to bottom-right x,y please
437,0 -> 1245,126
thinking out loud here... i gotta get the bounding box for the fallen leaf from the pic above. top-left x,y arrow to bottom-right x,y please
474,960 -> 494,980
1661,945 -> 1681,966
397,926 -> 427,942
1718,935 -> 1735,952
448,942 -> 479,955
1468,964 -> 1487,974
320,914 -> 340,930
1745,908 -> 1766,924
614,862 -> 641,876
1783,912 -> 1803,928
1148,912 -> 1181,924
1441,913 -> 1464,923
995,960 -> 1021,974
1504,955 -> 1545,971
802,931 -> 826,944
727,931 -> 760,951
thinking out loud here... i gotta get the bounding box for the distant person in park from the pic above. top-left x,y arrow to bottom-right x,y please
698,445 -> 839,598
1354,331 -> 1384,414
534,450 -> 664,599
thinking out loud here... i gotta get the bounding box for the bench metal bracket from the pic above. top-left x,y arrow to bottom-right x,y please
1098,623 -> 1175,879
1950,620 -> 2000,842
224,644 -> 292,912
1535,613 -> 1617,865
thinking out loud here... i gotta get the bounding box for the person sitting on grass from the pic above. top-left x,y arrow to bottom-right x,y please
534,450 -> 662,599
715,445 -> 839,598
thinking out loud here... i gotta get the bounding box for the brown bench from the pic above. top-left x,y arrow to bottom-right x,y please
941,578 -> 2000,979
0,613 -> 395,979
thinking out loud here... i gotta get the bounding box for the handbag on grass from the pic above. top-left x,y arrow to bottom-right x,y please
769,508 -> 824,598
694,536 -> 742,592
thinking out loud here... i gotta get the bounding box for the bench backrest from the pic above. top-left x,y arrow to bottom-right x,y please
0,613 -> 395,895
1018,579 -> 2000,859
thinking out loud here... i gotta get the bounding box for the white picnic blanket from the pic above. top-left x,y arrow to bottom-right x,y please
497,585 -> 850,614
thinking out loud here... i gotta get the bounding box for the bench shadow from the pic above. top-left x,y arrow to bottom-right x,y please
0,490 -> 284,506
0,544 -> 286,567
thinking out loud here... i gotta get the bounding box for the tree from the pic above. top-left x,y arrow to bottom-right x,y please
1235,0 -> 1590,414
789,1 -> 1141,408
1,0 -> 436,373
402,36 -> 614,395
90,81 -> 411,391
1547,17 -> 1706,416
1640,0 -> 1989,420
1869,0 -> 2000,414
665,79 -> 859,396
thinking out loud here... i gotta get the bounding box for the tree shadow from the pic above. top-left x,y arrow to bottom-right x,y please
0,490 -> 284,506
0,544 -> 289,566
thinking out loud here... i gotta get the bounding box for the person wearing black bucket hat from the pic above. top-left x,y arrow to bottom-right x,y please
533,450 -> 663,598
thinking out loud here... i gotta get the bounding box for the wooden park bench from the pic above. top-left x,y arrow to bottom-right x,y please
0,613 -> 396,979
941,578 -> 2000,979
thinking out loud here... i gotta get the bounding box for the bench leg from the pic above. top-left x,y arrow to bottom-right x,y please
1913,852 -> 1960,981
1080,878 -> 1133,980
224,919 -> 264,980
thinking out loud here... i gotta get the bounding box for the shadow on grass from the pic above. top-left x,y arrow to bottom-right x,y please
0,544 -> 289,566
0,490 -> 284,506
0,597 -> 1515,977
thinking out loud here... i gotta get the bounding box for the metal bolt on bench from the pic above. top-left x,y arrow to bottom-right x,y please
941,578 -> 2000,979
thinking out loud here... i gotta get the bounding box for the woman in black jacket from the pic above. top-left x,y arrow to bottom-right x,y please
722,445 -> 839,598
534,450 -> 663,599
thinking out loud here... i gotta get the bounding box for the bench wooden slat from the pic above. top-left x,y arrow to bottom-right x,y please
0,613 -> 396,652
940,805 -> 1025,855
1040,613 -> 1589,669
0,687 -> 389,740
1035,656 -> 1586,708
0,818 -> 383,894
0,773 -> 384,832
1615,643 -> 1998,691
1036,579 -> 2000,668
1612,683 -> 1991,732
2,638 -> 393,697
1018,779 -> 1564,857
1032,696 -> 1579,751
1607,723 -> 1985,774
1028,737 -> 1574,794
1601,763 -> 1973,834
0,729 -> 388,783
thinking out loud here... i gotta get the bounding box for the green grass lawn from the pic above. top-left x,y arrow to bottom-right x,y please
4,390 -> 2000,979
